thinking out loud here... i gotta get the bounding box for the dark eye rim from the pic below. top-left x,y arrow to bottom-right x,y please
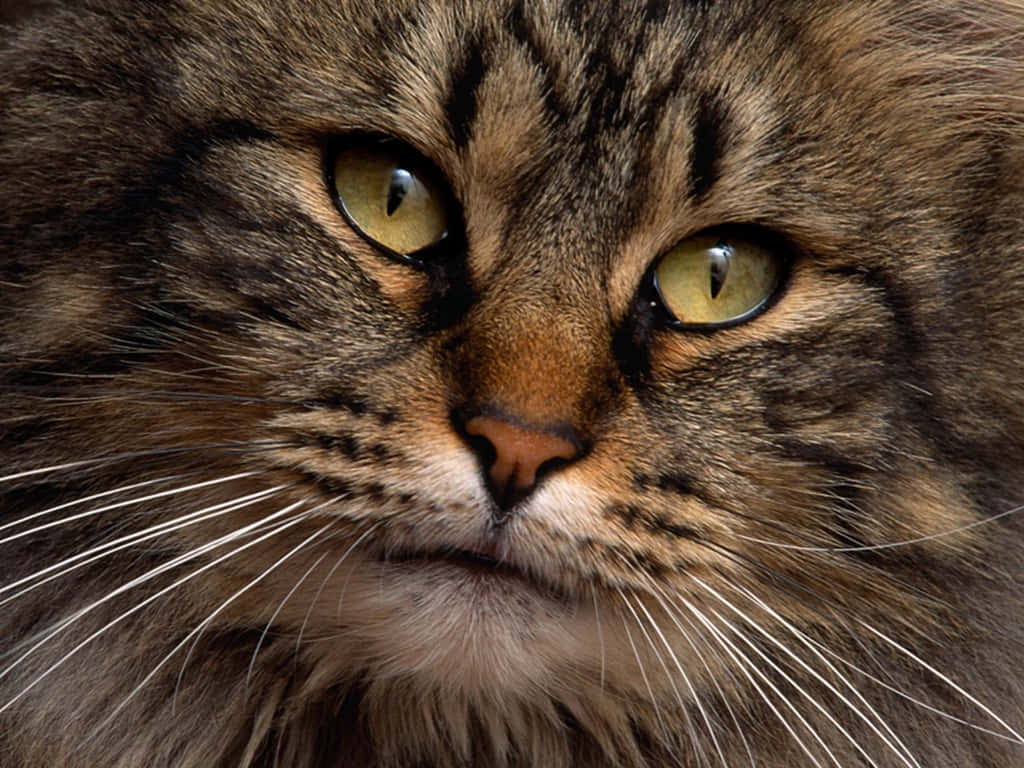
323,132 -> 464,269
646,224 -> 793,333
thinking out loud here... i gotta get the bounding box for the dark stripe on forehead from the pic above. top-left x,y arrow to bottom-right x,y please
626,50 -> 696,219
445,34 -> 489,149
582,49 -> 629,136
689,88 -> 729,200
504,0 -> 573,122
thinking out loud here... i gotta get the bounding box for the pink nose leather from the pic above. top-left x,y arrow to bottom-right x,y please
463,415 -> 580,499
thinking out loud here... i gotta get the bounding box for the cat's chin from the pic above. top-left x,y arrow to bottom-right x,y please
382,555 -> 562,605
312,549 -> 595,696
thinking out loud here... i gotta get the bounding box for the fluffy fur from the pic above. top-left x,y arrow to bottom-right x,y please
1,1 -> 1022,766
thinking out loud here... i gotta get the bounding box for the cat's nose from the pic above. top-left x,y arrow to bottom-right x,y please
461,414 -> 583,516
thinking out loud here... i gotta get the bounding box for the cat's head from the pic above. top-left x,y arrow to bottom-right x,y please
1,1 -> 1022,766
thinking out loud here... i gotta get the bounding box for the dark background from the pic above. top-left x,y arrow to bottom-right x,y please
1,0 -> 53,27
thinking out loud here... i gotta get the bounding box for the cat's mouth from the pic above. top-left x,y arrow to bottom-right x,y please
387,546 -> 506,572
379,542 -> 572,602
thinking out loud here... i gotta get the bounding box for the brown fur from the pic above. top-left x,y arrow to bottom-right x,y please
1,1 -> 1022,766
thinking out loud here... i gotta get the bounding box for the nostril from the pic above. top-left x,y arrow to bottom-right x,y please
535,454 -> 571,482
463,430 -> 497,470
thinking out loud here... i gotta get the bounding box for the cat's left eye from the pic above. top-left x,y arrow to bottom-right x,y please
329,140 -> 451,259
652,231 -> 783,329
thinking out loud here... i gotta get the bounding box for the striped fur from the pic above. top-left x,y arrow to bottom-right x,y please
1,1 -> 1022,766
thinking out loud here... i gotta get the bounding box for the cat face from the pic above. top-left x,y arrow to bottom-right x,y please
1,1 -> 1022,766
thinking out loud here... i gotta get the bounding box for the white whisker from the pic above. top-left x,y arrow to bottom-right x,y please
0,484 -> 292,607
295,521 -> 383,654
0,442 -> 287,485
0,472 -> 263,544
641,581 -> 757,768
106,513 -> 337,733
621,588 -> 721,768
610,553 -> 727,767
0,495 -> 304,709
713,606 -> 883,768
246,549 -> 333,685
680,597 -> 833,768
590,584 -> 606,692
732,503 -> 1023,553
857,617 -> 1024,744
812,647 -> 1024,743
614,587 -> 675,759
693,576 -> 920,768
0,474 -> 188,534
156,511 -> 341,723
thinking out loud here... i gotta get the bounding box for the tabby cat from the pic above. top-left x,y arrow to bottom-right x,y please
1,0 -> 1022,766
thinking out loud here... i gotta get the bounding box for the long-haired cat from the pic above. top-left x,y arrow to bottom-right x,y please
1,0 -> 1022,766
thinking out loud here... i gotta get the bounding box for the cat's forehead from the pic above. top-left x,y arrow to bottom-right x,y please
295,0 -> 716,210
203,6 -> 728,185
159,0 -> 990,291
241,0 -> 776,274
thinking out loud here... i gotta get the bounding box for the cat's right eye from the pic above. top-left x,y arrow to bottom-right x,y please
329,140 -> 451,260
652,230 -> 784,329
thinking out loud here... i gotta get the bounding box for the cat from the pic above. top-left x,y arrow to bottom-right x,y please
1,0 -> 1022,766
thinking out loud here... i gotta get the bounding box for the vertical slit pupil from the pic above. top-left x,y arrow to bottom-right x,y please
708,245 -> 730,299
387,168 -> 413,216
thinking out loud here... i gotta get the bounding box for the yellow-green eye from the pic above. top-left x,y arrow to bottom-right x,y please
653,232 -> 782,328
331,143 -> 450,257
